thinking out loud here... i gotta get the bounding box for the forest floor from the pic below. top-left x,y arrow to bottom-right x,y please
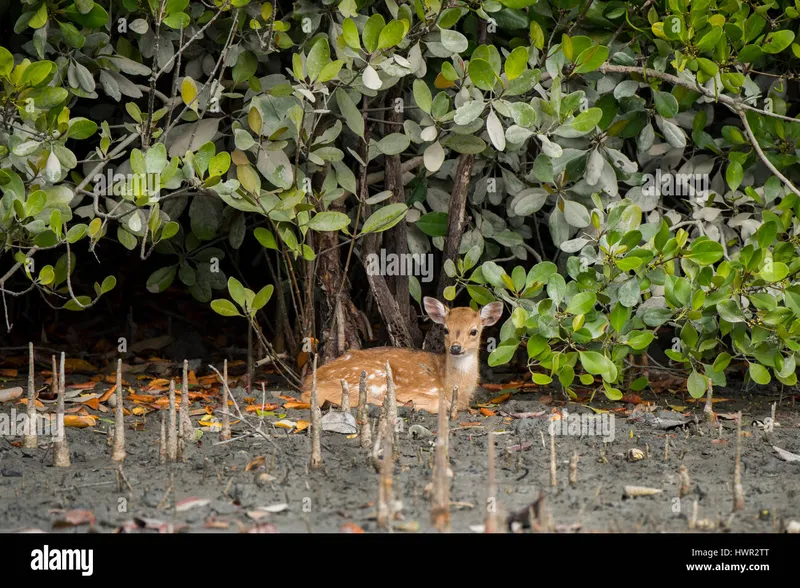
1,352 -> 799,534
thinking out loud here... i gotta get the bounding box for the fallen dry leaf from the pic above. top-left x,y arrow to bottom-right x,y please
340,522 -> 364,533
51,509 -> 95,527
294,420 -> 310,433
480,408 -> 496,417
489,393 -> 511,404
98,384 -> 116,403
0,368 -> 19,377
246,456 -> 265,472
245,403 -> 279,413
128,393 -> 156,403
621,394 -> 642,404
68,382 -> 97,390
0,387 -> 23,402
63,359 -> 98,373
63,415 -> 97,428
175,498 -> 211,512
283,401 -> 310,410
459,422 -> 483,428
188,370 -> 198,385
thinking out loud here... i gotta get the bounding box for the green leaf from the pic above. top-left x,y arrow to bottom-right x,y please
488,344 -> 517,366
748,363 -> 771,385
579,351 -> 615,382
570,107 -> 603,132
565,291 -> 596,315
211,299 -> 241,317
468,58 -> 497,91
67,117 -> 97,139
413,79 -> 432,113
232,50 -> 257,84
685,239 -> 723,265
146,266 -> 177,293
416,212 -> 448,236
574,45 -> 608,74
761,260 -> 789,282
254,227 -> 278,250
362,14 -> 386,53
654,91 -> 679,118
532,373 -> 552,385
762,30 -> 794,54
726,160 -> 743,192
251,285 -> 274,312
228,277 -> 245,307
341,18 -> 361,50
378,20 -> 406,49
306,38 -> 330,82
687,370 -> 707,398
308,211 -> 350,232
335,89 -> 364,138
360,203 -> 408,235
504,46 -> 528,80
100,275 -> 116,294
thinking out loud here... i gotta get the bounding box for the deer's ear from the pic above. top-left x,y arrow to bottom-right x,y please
423,297 -> 448,324
480,301 -> 503,326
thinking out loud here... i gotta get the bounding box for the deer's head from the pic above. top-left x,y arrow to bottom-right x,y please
423,297 -> 503,357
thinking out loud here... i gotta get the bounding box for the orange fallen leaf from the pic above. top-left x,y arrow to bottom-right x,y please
17,398 -> 45,409
278,395 -> 296,401
283,401 -> 310,410
245,456 -> 265,472
63,415 -> 97,428
245,403 -> 279,413
459,422 -> 483,428
621,394 -> 642,404
198,374 -> 220,386
480,408 -> 496,417
294,420 -> 310,433
146,378 -> 171,390
340,522 -> 364,533
80,397 -> 100,410
131,407 -> 146,416
69,381 -> 97,390
98,384 -> 116,403
128,393 -> 156,403
188,370 -> 198,385
489,393 -> 511,404
0,368 -> 18,377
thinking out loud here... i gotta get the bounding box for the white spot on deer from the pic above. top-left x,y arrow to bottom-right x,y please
368,385 -> 383,398
344,354 -> 352,360
368,373 -> 375,380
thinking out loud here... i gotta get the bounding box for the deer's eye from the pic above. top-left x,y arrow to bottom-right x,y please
443,328 -> 449,335
470,329 -> 478,336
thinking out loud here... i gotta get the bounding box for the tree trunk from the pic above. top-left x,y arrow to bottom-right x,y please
314,165 -> 361,364
383,84 -> 422,347
424,154 -> 475,352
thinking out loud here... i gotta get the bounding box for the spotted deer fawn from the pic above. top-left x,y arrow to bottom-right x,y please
300,297 -> 504,413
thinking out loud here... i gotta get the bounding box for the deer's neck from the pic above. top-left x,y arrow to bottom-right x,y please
442,351 -> 480,406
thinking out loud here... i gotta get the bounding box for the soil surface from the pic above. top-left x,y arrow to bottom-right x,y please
1,366 -> 798,534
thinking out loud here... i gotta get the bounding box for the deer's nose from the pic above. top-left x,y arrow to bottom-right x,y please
450,344 -> 463,355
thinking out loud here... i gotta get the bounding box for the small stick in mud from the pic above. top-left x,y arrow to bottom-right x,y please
180,360 -> 192,444
430,386 -> 450,532
485,431 -> 499,533
549,430 -> 557,489
449,385 -> 459,421
111,359 -> 125,462
385,361 -> 398,443
53,353 -> 70,468
357,370 -> 371,449
309,355 -> 323,470
371,413 -> 387,473
664,438 -> 670,461
377,397 -> 394,531
678,464 -> 691,498
22,342 -> 37,449
733,410 -> 745,512
167,380 -> 178,462
50,354 -> 58,397
703,380 -> 715,424
688,500 -> 699,530
339,379 -> 351,413
159,409 -> 167,465
569,451 -> 579,486
221,359 -> 231,441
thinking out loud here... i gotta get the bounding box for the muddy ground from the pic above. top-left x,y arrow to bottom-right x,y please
0,367 -> 798,534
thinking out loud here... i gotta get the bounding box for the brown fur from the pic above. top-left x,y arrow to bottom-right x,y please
300,299 -> 503,413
